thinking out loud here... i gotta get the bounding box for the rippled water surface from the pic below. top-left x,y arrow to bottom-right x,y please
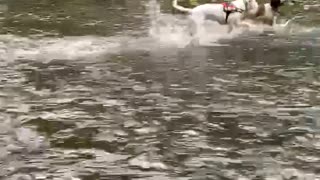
0,0 -> 320,179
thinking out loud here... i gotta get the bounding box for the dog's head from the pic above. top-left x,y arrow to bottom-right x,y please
270,0 -> 284,9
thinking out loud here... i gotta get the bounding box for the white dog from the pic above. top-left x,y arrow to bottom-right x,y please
172,0 -> 259,35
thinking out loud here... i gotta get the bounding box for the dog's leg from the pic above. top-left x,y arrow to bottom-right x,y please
187,17 -> 197,36
188,14 -> 204,45
190,23 -> 201,46
228,24 -> 234,33
227,13 -> 245,34
185,18 -> 199,46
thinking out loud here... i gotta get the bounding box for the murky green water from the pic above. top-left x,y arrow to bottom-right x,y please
0,0 -> 320,179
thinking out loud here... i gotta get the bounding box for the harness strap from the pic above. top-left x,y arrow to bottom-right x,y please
223,2 -> 245,23
225,12 -> 231,23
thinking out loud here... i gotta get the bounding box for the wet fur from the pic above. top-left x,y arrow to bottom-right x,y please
172,0 -> 259,36
241,0 -> 283,26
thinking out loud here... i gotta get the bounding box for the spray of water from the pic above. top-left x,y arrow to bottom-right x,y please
146,0 -> 236,47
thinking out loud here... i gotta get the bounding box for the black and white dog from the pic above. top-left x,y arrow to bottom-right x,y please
240,0 -> 301,30
241,0 -> 284,26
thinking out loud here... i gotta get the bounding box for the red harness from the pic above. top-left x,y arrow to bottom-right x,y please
221,2 -> 243,23
222,2 -> 238,12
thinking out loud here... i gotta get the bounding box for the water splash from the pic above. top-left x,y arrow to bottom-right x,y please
238,15 -> 319,37
145,0 -> 234,47
0,116 -> 48,154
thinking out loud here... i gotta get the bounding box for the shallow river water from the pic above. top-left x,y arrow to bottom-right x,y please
0,0 -> 320,179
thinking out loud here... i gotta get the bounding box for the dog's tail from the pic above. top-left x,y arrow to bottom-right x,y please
172,0 -> 192,13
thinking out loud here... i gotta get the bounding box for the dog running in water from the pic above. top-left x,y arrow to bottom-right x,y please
172,0 -> 259,35
241,0 -> 284,26
240,0 -> 301,32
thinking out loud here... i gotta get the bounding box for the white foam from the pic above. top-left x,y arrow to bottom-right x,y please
0,35 -> 126,62
0,34 -> 170,63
